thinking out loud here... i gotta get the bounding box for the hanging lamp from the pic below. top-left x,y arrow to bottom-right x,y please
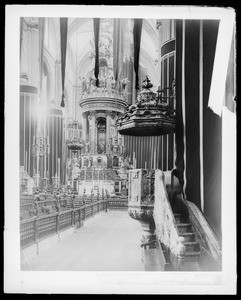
116,76 -> 176,136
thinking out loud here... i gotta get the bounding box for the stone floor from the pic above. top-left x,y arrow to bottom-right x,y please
21,211 -> 145,271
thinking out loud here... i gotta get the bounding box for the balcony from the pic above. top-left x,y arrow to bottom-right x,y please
79,88 -> 128,114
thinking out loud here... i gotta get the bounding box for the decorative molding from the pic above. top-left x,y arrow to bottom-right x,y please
20,85 -> 38,95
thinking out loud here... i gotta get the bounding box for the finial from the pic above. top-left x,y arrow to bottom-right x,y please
142,75 -> 153,89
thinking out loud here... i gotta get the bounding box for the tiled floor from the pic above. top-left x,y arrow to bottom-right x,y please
22,211 -> 145,271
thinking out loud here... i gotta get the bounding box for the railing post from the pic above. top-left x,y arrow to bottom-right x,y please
105,190 -> 107,212
72,209 -> 75,227
101,189 -> 104,212
83,199 -> 86,221
56,212 -> 60,236
91,189 -> 94,217
34,217 -> 39,243
79,207 -> 81,227
97,190 -> 100,213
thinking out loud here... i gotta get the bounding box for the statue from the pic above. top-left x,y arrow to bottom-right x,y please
86,74 -> 91,93
81,76 -> 86,92
106,75 -> 112,91
111,77 -> 116,90
121,77 -> 130,91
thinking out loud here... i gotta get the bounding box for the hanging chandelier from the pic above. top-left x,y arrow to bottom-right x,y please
116,76 -> 176,136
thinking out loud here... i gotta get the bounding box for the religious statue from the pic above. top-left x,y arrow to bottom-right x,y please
81,76 -> 86,92
86,74 -> 91,93
111,77 -> 116,90
106,75 -> 112,91
121,77 -> 130,91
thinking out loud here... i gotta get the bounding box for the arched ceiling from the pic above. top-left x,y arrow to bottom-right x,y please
49,17 -> 159,85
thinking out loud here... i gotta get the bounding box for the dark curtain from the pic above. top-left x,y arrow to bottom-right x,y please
133,19 -> 143,90
60,18 -> 68,107
174,20 -> 201,207
174,19 -> 222,234
184,20 -> 201,209
93,18 -> 100,87
174,20 -> 185,187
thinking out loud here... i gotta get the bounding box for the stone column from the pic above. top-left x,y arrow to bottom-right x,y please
105,111 -> 111,154
88,111 -> 97,154
82,112 -> 88,143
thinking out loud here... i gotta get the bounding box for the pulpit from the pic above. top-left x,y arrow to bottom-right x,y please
128,169 -> 155,232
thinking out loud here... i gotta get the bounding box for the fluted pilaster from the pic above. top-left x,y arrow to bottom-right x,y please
88,110 -> 97,154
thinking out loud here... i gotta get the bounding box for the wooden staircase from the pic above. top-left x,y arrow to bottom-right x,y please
174,213 -> 201,271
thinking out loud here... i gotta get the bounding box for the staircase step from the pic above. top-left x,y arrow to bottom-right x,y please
176,223 -> 192,233
174,213 -> 188,224
173,213 -> 182,223
179,232 -> 195,242
184,251 -> 201,262
184,241 -> 200,251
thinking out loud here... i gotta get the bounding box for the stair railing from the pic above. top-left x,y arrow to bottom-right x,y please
170,171 -> 222,268
185,200 -> 222,265
153,169 -> 186,270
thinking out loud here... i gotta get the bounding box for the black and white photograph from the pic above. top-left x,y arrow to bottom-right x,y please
4,5 -> 236,294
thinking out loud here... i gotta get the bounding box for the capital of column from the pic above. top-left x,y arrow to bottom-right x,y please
105,110 -> 112,117
82,111 -> 88,118
88,110 -> 97,121
90,110 -> 97,116
89,110 -> 97,118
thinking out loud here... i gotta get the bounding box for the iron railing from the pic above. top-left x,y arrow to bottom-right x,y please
20,199 -> 109,249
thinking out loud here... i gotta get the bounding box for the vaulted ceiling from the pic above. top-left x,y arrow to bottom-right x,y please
46,17 -> 160,88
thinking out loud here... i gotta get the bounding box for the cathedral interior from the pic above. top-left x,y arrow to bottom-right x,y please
17,13 -> 236,274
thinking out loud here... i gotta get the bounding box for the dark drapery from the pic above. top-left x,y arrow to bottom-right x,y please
133,19 -> 143,90
184,20 -> 201,209
174,19 -> 221,234
174,20 -> 202,207
174,20 -> 185,187
93,18 -> 100,87
60,18 -> 68,107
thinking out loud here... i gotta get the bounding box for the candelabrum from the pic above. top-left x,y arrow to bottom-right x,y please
32,133 -> 50,186
67,120 -> 83,153
32,134 -> 50,157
